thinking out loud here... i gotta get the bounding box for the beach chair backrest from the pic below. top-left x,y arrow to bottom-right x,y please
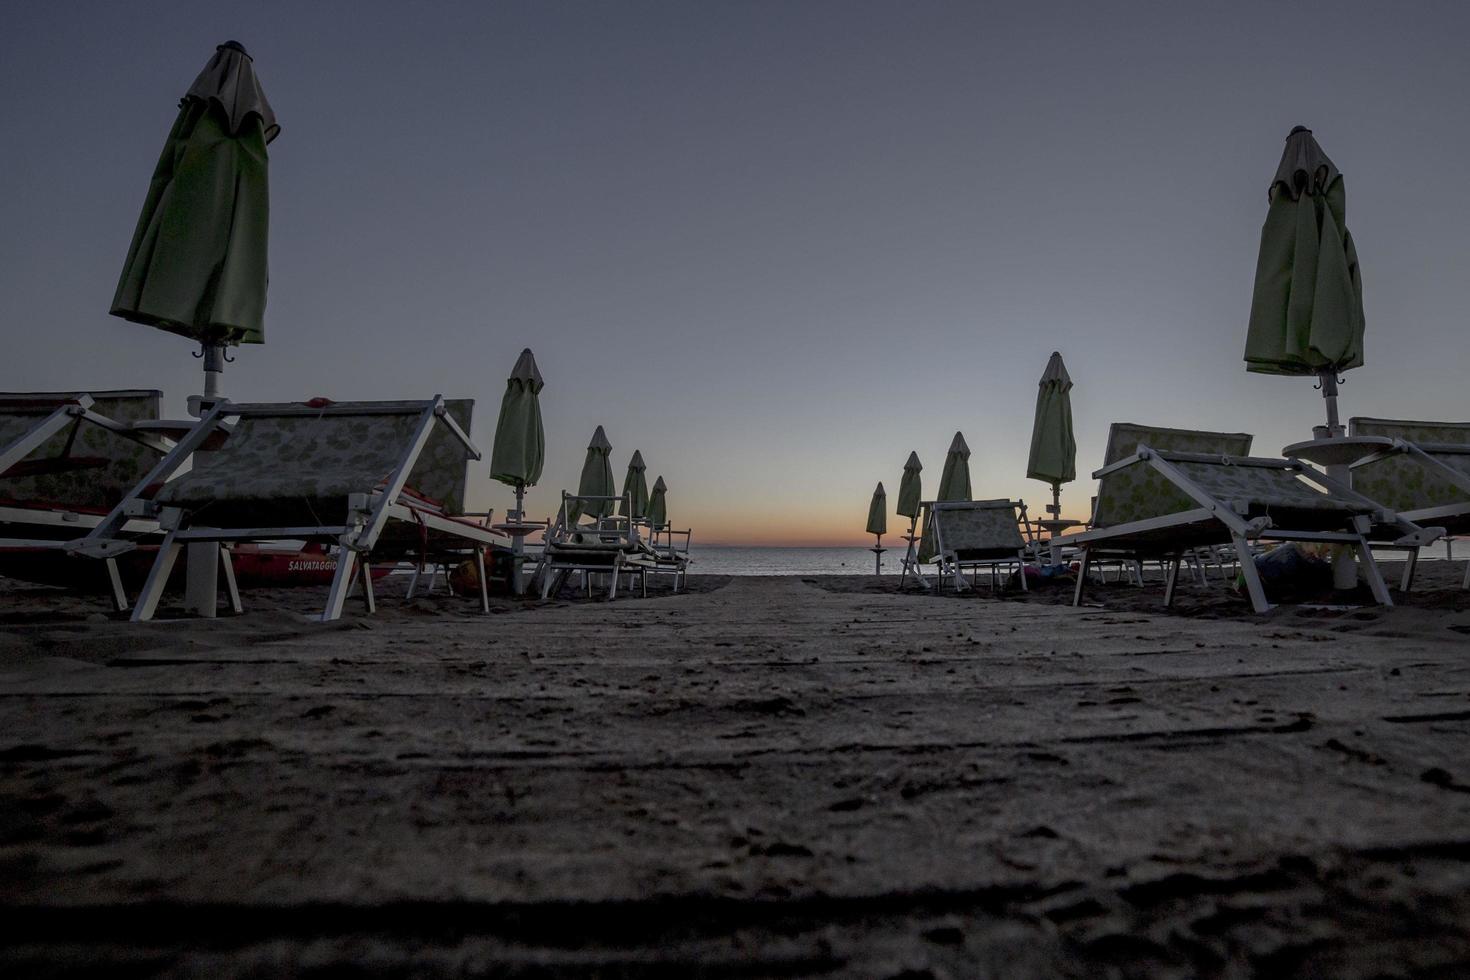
932,499 -> 1026,556
403,399 -> 474,513
156,401 -> 435,509
0,390 -> 162,510
1349,417 -> 1470,512
1093,423 -> 1253,527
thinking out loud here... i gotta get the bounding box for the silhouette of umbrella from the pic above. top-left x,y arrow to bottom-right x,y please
111,41 -> 279,403
896,451 -> 922,520
619,450 -> 650,519
920,433 -> 970,562
1244,126 -> 1364,433
488,348 -> 545,520
1026,351 -> 1076,518
866,482 -> 888,536
647,476 -> 668,527
569,425 -> 615,523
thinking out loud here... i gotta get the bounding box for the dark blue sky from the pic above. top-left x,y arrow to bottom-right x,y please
4,1 -> 1469,543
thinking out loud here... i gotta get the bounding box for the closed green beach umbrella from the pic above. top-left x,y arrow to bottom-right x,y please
919,433 -> 971,562
111,41 -> 278,395
896,451 -> 922,521
866,482 -> 888,536
1244,126 -> 1365,430
1026,351 -> 1076,516
488,348 -> 545,500
569,425 -> 615,523
935,432 -> 972,502
647,476 -> 668,527
619,450 -> 650,519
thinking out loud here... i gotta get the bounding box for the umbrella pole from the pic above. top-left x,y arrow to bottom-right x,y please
183,342 -> 229,615
1314,370 -> 1357,590
872,533 -> 884,575
512,481 -> 526,595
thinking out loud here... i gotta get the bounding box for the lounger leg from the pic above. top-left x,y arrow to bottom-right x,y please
1355,538 -> 1393,608
1133,560 -> 1144,586
1164,556 -> 1182,608
1072,548 -> 1091,606
1462,558 -> 1470,591
1232,533 -> 1272,614
609,556 -> 621,600
131,532 -> 182,622
406,563 -> 422,599
360,561 -> 377,614
1400,549 -> 1419,593
219,547 -> 243,615
323,551 -> 358,622
1017,553 -> 1028,592
475,547 -> 490,613
104,558 -> 128,613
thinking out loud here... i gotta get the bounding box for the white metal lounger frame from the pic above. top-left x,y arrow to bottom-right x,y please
1,393 -> 173,611
73,396 -> 485,622
646,524 -> 692,591
1351,439 -> 1470,591
926,499 -> 1034,594
537,493 -> 649,600
1060,446 -> 1440,614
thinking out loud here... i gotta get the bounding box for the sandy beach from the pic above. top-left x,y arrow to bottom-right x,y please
3,566 -> 1469,977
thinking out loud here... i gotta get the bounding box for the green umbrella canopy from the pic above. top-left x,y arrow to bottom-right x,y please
866,482 -> 888,536
935,432 -> 972,502
919,433 -> 970,562
1244,126 -> 1365,376
647,476 -> 668,527
569,425 -> 615,523
489,348 -> 545,489
896,451 -> 922,520
111,41 -> 279,346
619,450 -> 650,519
1026,351 -> 1076,486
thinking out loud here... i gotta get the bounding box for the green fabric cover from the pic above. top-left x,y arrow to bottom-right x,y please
1244,127 -> 1364,376
920,433 -> 971,561
896,451 -> 922,520
1027,351 -> 1076,485
866,482 -> 887,536
1349,418 -> 1470,520
1092,423 -> 1252,528
112,44 -> 277,346
0,391 -> 163,510
569,425 -> 615,523
489,348 -> 545,488
619,450 -> 650,519
647,476 -> 668,527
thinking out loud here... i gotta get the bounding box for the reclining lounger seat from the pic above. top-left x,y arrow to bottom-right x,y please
1349,417 -> 1470,590
1057,423 -> 1437,613
94,396 -> 495,621
1,390 -> 169,608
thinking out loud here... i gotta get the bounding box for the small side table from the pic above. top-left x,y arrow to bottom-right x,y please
1036,519 -> 1082,565
492,521 -> 548,595
1282,436 -> 1393,467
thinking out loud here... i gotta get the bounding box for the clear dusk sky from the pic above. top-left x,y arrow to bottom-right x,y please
4,2 -> 1469,545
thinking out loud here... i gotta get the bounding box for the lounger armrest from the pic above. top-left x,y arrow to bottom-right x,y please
1090,450 -> 1149,480
1392,526 -> 1445,547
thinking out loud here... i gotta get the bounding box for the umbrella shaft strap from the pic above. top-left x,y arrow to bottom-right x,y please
1317,370 -> 1342,436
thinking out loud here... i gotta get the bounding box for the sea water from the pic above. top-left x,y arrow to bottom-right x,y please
687,546 -> 886,576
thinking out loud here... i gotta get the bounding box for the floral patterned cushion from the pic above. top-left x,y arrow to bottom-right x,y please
1348,418 -> 1470,514
0,391 -> 163,510
157,399 -> 475,515
932,501 -> 1026,559
1093,423 -> 1253,527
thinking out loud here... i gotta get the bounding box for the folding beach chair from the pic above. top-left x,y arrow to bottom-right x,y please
923,499 -> 1034,593
1348,417 -> 1470,591
645,525 -> 692,591
1057,423 -> 1439,613
1,390 -> 170,609
536,493 -> 654,599
74,396 -> 502,622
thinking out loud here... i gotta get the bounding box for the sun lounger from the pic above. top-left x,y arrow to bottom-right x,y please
645,524 -> 692,591
74,396 -> 502,621
1,390 -> 171,609
1348,417 -> 1470,590
1057,423 -> 1438,613
920,499 -> 1035,593
536,493 -> 654,599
